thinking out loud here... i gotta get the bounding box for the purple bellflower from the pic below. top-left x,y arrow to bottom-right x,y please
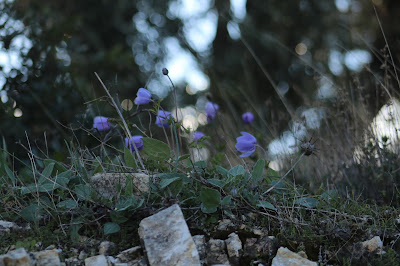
93,116 -> 111,131
242,112 -> 255,124
134,88 -> 151,105
235,132 -> 257,157
125,135 -> 144,152
205,101 -> 219,122
155,110 -> 173,128
193,131 -> 205,143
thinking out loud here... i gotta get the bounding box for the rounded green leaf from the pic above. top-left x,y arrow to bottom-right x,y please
295,197 -> 319,208
142,138 -> 170,160
252,159 -> 265,183
257,200 -> 277,211
104,222 -> 121,235
200,186 -> 220,209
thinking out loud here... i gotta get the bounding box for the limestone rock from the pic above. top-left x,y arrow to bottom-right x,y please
243,236 -> 277,258
216,219 -> 234,231
99,241 -> 116,255
0,220 -> 29,235
138,204 -> 200,266
193,235 -> 206,264
85,254 -> 109,266
361,236 -> 383,253
90,173 -> 149,200
206,239 -> 229,265
0,248 -> 31,266
116,246 -> 142,262
225,233 -> 242,265
35,249 -> 61,266
271,247 -> 317,266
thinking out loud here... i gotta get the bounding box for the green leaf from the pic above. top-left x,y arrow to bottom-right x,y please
42,162 -> 55,179
104,222 -> 121,235
56,170 -> 72,180
207,178 -> 225,188
142,138 -> 170,160
168,179 -> 183,197
124,147 -> 137,168
295,197 -> 319,208
200,186 -> 220,209
115,196 -> 143,211
178,154 -> 190,161
44,159 -> 68,173
228,165 -> 245,177
124,176 -> 133,197
70,224 -> 81,243
257,200 -> 277,211
252,159 -> 265,183
21,176 -> 70,195
215,166 -> 228,177
321,189 -> 338,201
110,211 -> 129,223
57,199 -> 78,209
156,173 -> 186,179
194,160 -> 207,169
74,184 -> 92,200
160,177 -> 181,189
266,167 -> 279,178
20,204 -> 42,222
200,203 -> 217,214
221,195 -> 232,206
4,164 -> 16,186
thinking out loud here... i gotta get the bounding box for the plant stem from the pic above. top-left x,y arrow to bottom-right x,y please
262,153 -> 304,195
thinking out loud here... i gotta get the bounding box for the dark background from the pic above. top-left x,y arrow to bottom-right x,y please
0,0 -> 399,164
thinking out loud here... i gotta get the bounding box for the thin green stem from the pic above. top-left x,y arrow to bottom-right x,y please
262,153 -> 305,195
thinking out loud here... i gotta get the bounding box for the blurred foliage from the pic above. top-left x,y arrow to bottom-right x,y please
0,0 -> 398,163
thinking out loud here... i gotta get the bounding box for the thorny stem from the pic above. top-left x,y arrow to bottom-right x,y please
262,153 -> 305,195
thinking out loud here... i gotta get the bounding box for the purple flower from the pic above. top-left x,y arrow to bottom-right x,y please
134,88 -> 151,105
205,101 -> 219,122
155,110 -> 173,128
125,135 -> 144,152
242,112 -> 255,124
193,131 -> 205,143
235,132 -> 257,157
93,116 -> 111,131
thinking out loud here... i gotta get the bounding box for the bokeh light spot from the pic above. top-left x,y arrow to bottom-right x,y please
295,43 -> 307,55
14,108 -> 22,117
121,99 -> 134,111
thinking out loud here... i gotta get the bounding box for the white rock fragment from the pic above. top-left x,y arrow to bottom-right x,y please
35,249 -> 62,266
90,173 -> 149,200
0,220 -> 17,234
217,219 -> 233,231
193,235 -> 206,264
99,241 -> 116,255
116,246 -> 142,262
225,233 -> 242,258
138,204 -> 201,266
272,247 -> 317,266
361,236 -> 383,253
0,220 -> 29,235
206,239 -> 229,265
0,248 -> 31,266
85,254 -> 109,266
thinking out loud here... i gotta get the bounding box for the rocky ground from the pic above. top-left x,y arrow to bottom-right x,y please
0,204 -> 394,266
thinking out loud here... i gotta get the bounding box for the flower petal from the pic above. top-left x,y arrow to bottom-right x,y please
240,147 -> 256,157
235,141 -> 255,152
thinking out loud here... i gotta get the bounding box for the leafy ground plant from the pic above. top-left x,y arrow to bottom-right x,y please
1,67 -> 399,265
